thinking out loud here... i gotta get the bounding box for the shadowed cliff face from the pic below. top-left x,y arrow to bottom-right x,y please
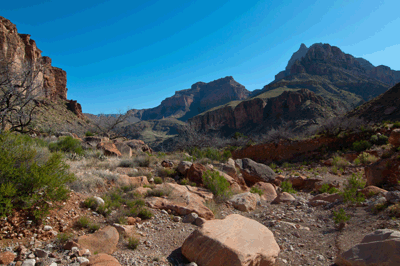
0,16 -> 68,101
188,89 -> 342,134
129,76 -> 250,121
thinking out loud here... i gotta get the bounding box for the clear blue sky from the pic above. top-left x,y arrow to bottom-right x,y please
2,0 -> 400,114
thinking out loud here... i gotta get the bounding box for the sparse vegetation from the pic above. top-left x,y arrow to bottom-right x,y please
352,140 -> 372,152
281,181 -> 296,194
332,208 -> 350,224
202,170 -> 232,200
356,152 -> 379,165
341,173 -> 366,204
49,136 -> 84,155
319,184 -> 339,194
250,187 -> 264,196
127,236 -> 140,250
332,156 -> 349,168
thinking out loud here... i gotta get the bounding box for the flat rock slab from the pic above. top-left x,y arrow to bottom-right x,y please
336,229 -> 400,266
182,214 -> 280,266
78,226 -> 119,255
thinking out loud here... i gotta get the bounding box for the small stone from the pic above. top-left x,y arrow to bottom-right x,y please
183,213 -> 199,224
77,257 -> 89,264
34,249 -> 49,258
161,210 -> 168,215
173,216 -> 182,223
22,259 -> 36,266
0,251 -> 16,265
93,196 -> 105,206
43,225 -> 52,231
317,254 -> 325,261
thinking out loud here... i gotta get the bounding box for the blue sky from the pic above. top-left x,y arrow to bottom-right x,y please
2,0 -> 400,114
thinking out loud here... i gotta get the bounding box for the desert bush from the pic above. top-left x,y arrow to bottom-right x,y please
356,152 -> 379,165
49,136 -> 84,155
388,203 -> 400,218
119,159 -> 135,168
138,208 -> 153,220
134,155 -> 151,167
85,131 -> 95,137
341,172 -> 366,203
83,197 -> 100,210
370,134 -> 389,145
332,156 -> 349,168
146,186 -> 171,197
332,208 -> 350,224
392,121 -> 400,128
154,177 -> 163,184
127,237 -> 140,250
0,133 -> 74,219
315,117 -> 370,137
250,187 -> 264,196
156,167 -> 176,178
188,147 -> 230,162
179,178 -> 196,186
202,170 -> 231,200
319,184 -> 339,194
281,181 -> 296,194
352,140 -> 372,152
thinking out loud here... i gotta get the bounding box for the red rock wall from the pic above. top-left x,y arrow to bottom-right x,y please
0,16 -> 67,101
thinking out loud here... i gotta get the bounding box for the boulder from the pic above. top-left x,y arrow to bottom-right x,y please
252,182 -> 277,201
113,224 -> 135,235
229,192 -> 260,212
78,226 -> 119,255
125,140 -> 152,153
114,142 -> 132,157
84,136 -> 102,147
287,175 -> 306,188
118,175 -> 149,187
161,160 -> 174,168
388,129 -> 400,147
385,191 -> 400,204
235,158 -> 276,186
186,163 -> 207,185
0,251 -> 15,265
182,214 -> 280,266
336,229 -> 400,266
221,163 -> 248,190
365,158 -> 400,187
97,142 -> 122,157
360,186 -> 388,198
146,183 -> 214,219
88,253 -> 121,266
309,193 -> 342,204
271,192 -> 296,204
177,161 -> 193,176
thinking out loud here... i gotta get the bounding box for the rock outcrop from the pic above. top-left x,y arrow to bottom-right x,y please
182,214 -> 280,266
0,16 -> 83,117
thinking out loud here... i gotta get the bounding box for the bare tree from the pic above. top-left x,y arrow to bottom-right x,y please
0,59 -> 43,133
90,110 -> 130,139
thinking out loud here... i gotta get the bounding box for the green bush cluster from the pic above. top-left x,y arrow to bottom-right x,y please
202,170 -> 231,200
0,133 -> 75,220
352,140 -> 372,152
250,187 -> 264,196
332,208 -> 350,224
76,216 -> 100,232
370,134 -> 388,145
281,181 -> 296,194
341,173 -> 366,204
355,152 -> 379,165
49,136 -> 84,155
332,156 -> 349,168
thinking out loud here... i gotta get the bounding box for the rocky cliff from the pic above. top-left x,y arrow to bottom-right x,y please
0,16 -> 83,119
129,76 -> 250,121
189,89 -> 342,134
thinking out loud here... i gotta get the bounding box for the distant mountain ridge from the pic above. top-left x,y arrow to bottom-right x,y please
128,76 -> 250,121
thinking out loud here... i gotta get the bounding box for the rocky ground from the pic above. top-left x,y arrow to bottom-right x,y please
1,132 -> 400,266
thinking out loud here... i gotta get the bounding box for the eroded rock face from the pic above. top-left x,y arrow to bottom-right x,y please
182,214 -> 280,266
1,16 -> 64,101
336,229 -> 400,266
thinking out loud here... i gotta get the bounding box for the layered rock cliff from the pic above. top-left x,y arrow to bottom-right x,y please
189,89 -> 342,134
0,16 -> 83,119
129,76 -> 250,121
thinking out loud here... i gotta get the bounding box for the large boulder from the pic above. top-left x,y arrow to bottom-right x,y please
146,183 -> 214,219
271,192 -> 296,204
114,142 -> 132,157
125,139 -> 152,153
88,254 -> 121,266
182,214 -> 280,266
388,129 -> 400,147
336,229 -> 400,266
229,192 -> 260,212
78,226 -> 119,255
365,158 -> 400,187
177,161 -> 193,176
117,175 -> 149,187
360,186 -> 388,198
235,158 -> 276,186
97,142 -> 122,157
186,163 -> 207,185
252,182 -> 277,202
222,163 -> 248,190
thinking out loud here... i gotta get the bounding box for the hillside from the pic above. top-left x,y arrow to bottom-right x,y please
348,82 -> 400,122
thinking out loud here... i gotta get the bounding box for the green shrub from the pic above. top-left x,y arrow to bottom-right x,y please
179,178 -> 196,186
119,159 -> 135,168
281,181 -> 296,194
319,184 -> 339,194
154,177 -> 163,184
156,167 -> 176,178
357,152 -> 379,165
341,173 -> 366,203
269,162 -> 277,170
76,216 -> 91,229
188,147 -> 230,162
0,133 -> 75,220
353,158 -> 361,166
127,237 -> 140,250
49,136 -> 84,155
56,233 -> 73,244
85,131 -> 94,137
332,208 -> 350,224
138,208 -> 153,220
332,156 -> 349,168
83,197 -> 99,210
134,156 -> 150,167
370,134 -> 389,145
202,170 -> 231,199
352,140 -> 372,152
393,121 -> 400,128
250,187 -> 264,196
146,187 -> 171,197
